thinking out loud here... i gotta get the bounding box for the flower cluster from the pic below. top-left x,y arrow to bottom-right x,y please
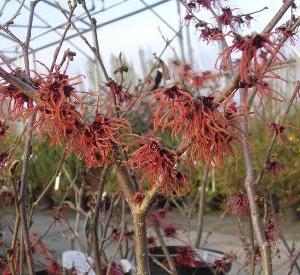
264,157 -> 284,176
268,122 -> 285,134
0,66 -> 131,169
217,33 -> 283,82
174,246 -> 204,268
77,114 -> 129,167
163,225 -> 177,237
217,7 -> 253,29
213,252 -> 236,273
37,72 -> 78,106
199,26 -> 225,44
107,80 -> 131,104
0,68 -> 35,119
226,193 -> 249,215
36,73 -> 130,168
244,245 -> 261,266
238,70 -> 282,102
265,216 -> 280,247
35,71 -> 85,145
30,232 -> 61,275
266,121 -> 287,144
154,85 -> 241,167
127,138 -> 188,195
276,16 -> 299,45
170,60 -> 219,90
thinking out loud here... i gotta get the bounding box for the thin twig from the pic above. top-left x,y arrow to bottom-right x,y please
195,169 -> 209,248
50,2 -> 77,72
106,200 -> 126,275
152,219 -> 178,275
91,166 -> 107,275
254,81 -> 300,187
217,2 -> 299,104
286,249 -> 300,275
29,147 -> 67,224
18,2 -> 41,273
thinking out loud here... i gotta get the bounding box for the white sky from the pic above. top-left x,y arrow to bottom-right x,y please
0,0 -> 299,83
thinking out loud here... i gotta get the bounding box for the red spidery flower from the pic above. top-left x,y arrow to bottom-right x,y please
227,193 -> 249,215
147,235 -> 156,246
185,97 -> 241,167
175,246 -> 204,268
276,17 -> 299,45
127,138 -> 189,195
217,33 -> 284,81
268,122 -> 285,134
163,225 -> 177,237
213,252 -> 236,273
238,68 -> 284,103
30,233 -> 61,275
153,85 -> 193,136
40,101 -> 85,148
244,245 -> 261,266
37,72 -> 79,106
78,113 -> 129,167
265,216 -> 280,247
106,80 -> 131,104
154,85 -> 241,167
267,122 -> 286,144
217,7 -> 236,27
35,71 -> 86,147
0,69 -> 35,119
200,27 -> 225,43
217,8 -> 253,29
264,158 -> 284,176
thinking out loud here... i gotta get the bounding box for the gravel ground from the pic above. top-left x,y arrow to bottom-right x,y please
0,209 -> 299,274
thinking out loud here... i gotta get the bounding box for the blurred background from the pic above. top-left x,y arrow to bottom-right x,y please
1,0 -> 300,217
1,0 -> 300,81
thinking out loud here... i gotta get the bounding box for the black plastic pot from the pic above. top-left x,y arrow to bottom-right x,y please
35,270 -> 47,275
148,246 -> 230,275
24,265 -> 47,275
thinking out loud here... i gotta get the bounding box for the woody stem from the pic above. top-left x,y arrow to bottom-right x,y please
132,211 -> 150,275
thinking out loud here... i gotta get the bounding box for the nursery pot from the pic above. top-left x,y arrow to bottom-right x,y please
148,246 -> 231,275
24,263 -> 47,275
